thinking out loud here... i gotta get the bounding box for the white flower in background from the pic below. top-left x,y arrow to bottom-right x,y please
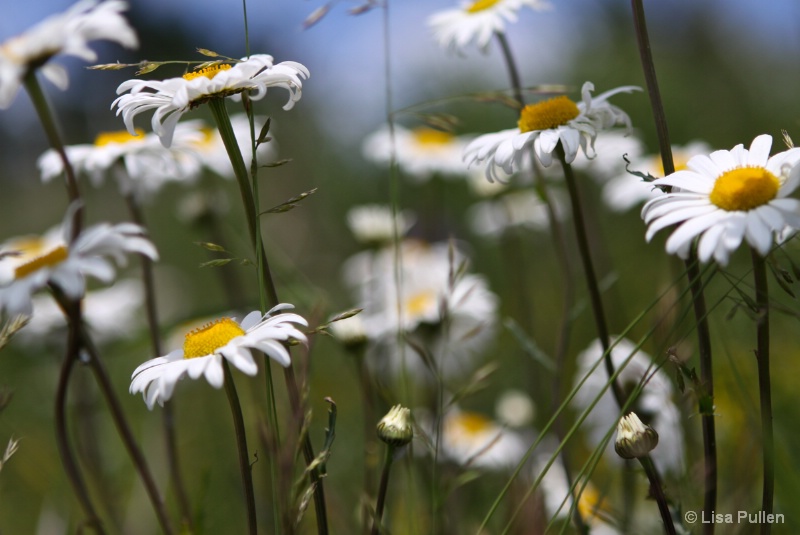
191,113 -> 277,178
130,304 -> 307,409
435,407 -> 528,470
570,130 -> 645,181
602,141 -> 710,212
468,188 -> 566,238
327,313 -> 368,349
362,124 -> 473,182
344,240 -> 498,380
495,389 -> 536,428
464,83 -> 639,180
113,55 -> 309,147
19,279 -> 143,344
346,204 -> 414,246
0,0 -> 138,109
0,205 -> 157,316
38,124 -> 203,200
428,0 -> 551,52
642,135 -> 800,265
572,337 -> 684,474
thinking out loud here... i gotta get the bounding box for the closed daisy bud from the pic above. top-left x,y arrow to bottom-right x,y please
377,405 -> 413,447
614,412 -> 659,460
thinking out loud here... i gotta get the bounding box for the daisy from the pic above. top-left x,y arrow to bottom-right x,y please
572,338 -> 684,474
362,124 -> 473,182
570,130 -> 645,181
112,55 -> 309,148
0,0 -> 138,109
428,0 -> 551,53
642,134 -> 800,265
0,205 -> 157,316
467,188 -> 566,238
464,82 -> 639,181
346,204 -> 414,246
601,140 -> 710,212
38,123 -> 203,200
130,304 -> 307,409
190,113 -> 277,179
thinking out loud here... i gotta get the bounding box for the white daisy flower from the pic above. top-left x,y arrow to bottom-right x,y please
467,188 -> 566,238
570,130 -> 645,181
346,204 -> 414,246
112,55 -> 309,147
38,124 -> 203,200
428,0 -> 551,53
602,141 -> 710,212
642,134 -> 800,265
190,113 -> 277,179
464,82 -> 639,181
362,124 -> 473,182
0,205 -> 157,317
130,304 -> 307,409
572,338 -> 684,474
0,0 -> 138,109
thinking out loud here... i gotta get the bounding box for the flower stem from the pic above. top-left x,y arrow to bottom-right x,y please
371,444 -> 396,535
22,71 -> 82,240
494,32 -> 524,110
639,456 -> 677,535
124,193 -> 193,531
77,326 -> 175,535
751,249 -> 774,534
222,360 -> 258,535
629,0 -> 717,527
55,300 -> 105,534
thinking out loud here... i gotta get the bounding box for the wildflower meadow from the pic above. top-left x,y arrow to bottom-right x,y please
1,0 -> 800,534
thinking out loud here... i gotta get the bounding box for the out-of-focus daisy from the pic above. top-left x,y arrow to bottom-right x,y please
0,0 -> 138,109
327,313 -> 368,350
113,55 -> 308,147
0,205 -> 157,316
429,407 -> 528,470
572,338 -> 684,474
642,134 -> 800,265
428,0 -> 551,53
346,204 -> 414,246
494,389 -> 536,428
130,304 -> 307,409
191,113 -> 277,178
344,240 -> 498,380
468,188 -> 565,238
602,141 -> 710,212
362,124 -> 473,182
570,130 -> 645,181
464,82 -> 639,180
19,279 -> 143,344
38,124 -> 203,200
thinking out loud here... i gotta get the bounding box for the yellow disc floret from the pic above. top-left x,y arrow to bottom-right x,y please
14,245 -> 69,279
412,127 -> 454,147
183,318 -> 245,359
518,96 -> 580,133
709,167 -> 780,211
406,290 -> 436,318
453,411 -> 492,436
94,128 -> 145,146
182,63 -> 232,81
467,0 -> 502,13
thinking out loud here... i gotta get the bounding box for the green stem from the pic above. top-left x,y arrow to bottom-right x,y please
629,0 -> 717,527
494,32 -> 524,110
371,445 -> 396,535
222,361 -> 258,535
751,249 -> 773,534
123,193 -> 193,531
22,71 -> 82,240
639,455 -> 677,535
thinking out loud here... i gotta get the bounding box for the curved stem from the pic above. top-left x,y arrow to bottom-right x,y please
751,250 -> 774,534
638,456 -> 677,535
222,361 -> 258,535
494,32 -> 524,110
79,327 -> 175,535
370,444 -> 396,535
55,301 -> 105,534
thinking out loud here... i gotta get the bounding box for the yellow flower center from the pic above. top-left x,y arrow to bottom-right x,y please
517,96 -> 580,133
653,154 -> 689,177
182,63 -> 232,81
406,290 -> 436,318
14,245 -> 68,279
467,0 -> 502,13
412,127 -> 454,147
577,484 -> 607,521
183,318 -> 245,359
709,167 -> 780,212
454,412 -> 493,435
94,128 -> 145,147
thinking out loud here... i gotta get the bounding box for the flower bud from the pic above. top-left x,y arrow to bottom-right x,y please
614,412 -> 658,460
377,405 -> 413,447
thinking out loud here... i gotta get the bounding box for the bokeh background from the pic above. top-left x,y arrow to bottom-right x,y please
2,0 -> 800,533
